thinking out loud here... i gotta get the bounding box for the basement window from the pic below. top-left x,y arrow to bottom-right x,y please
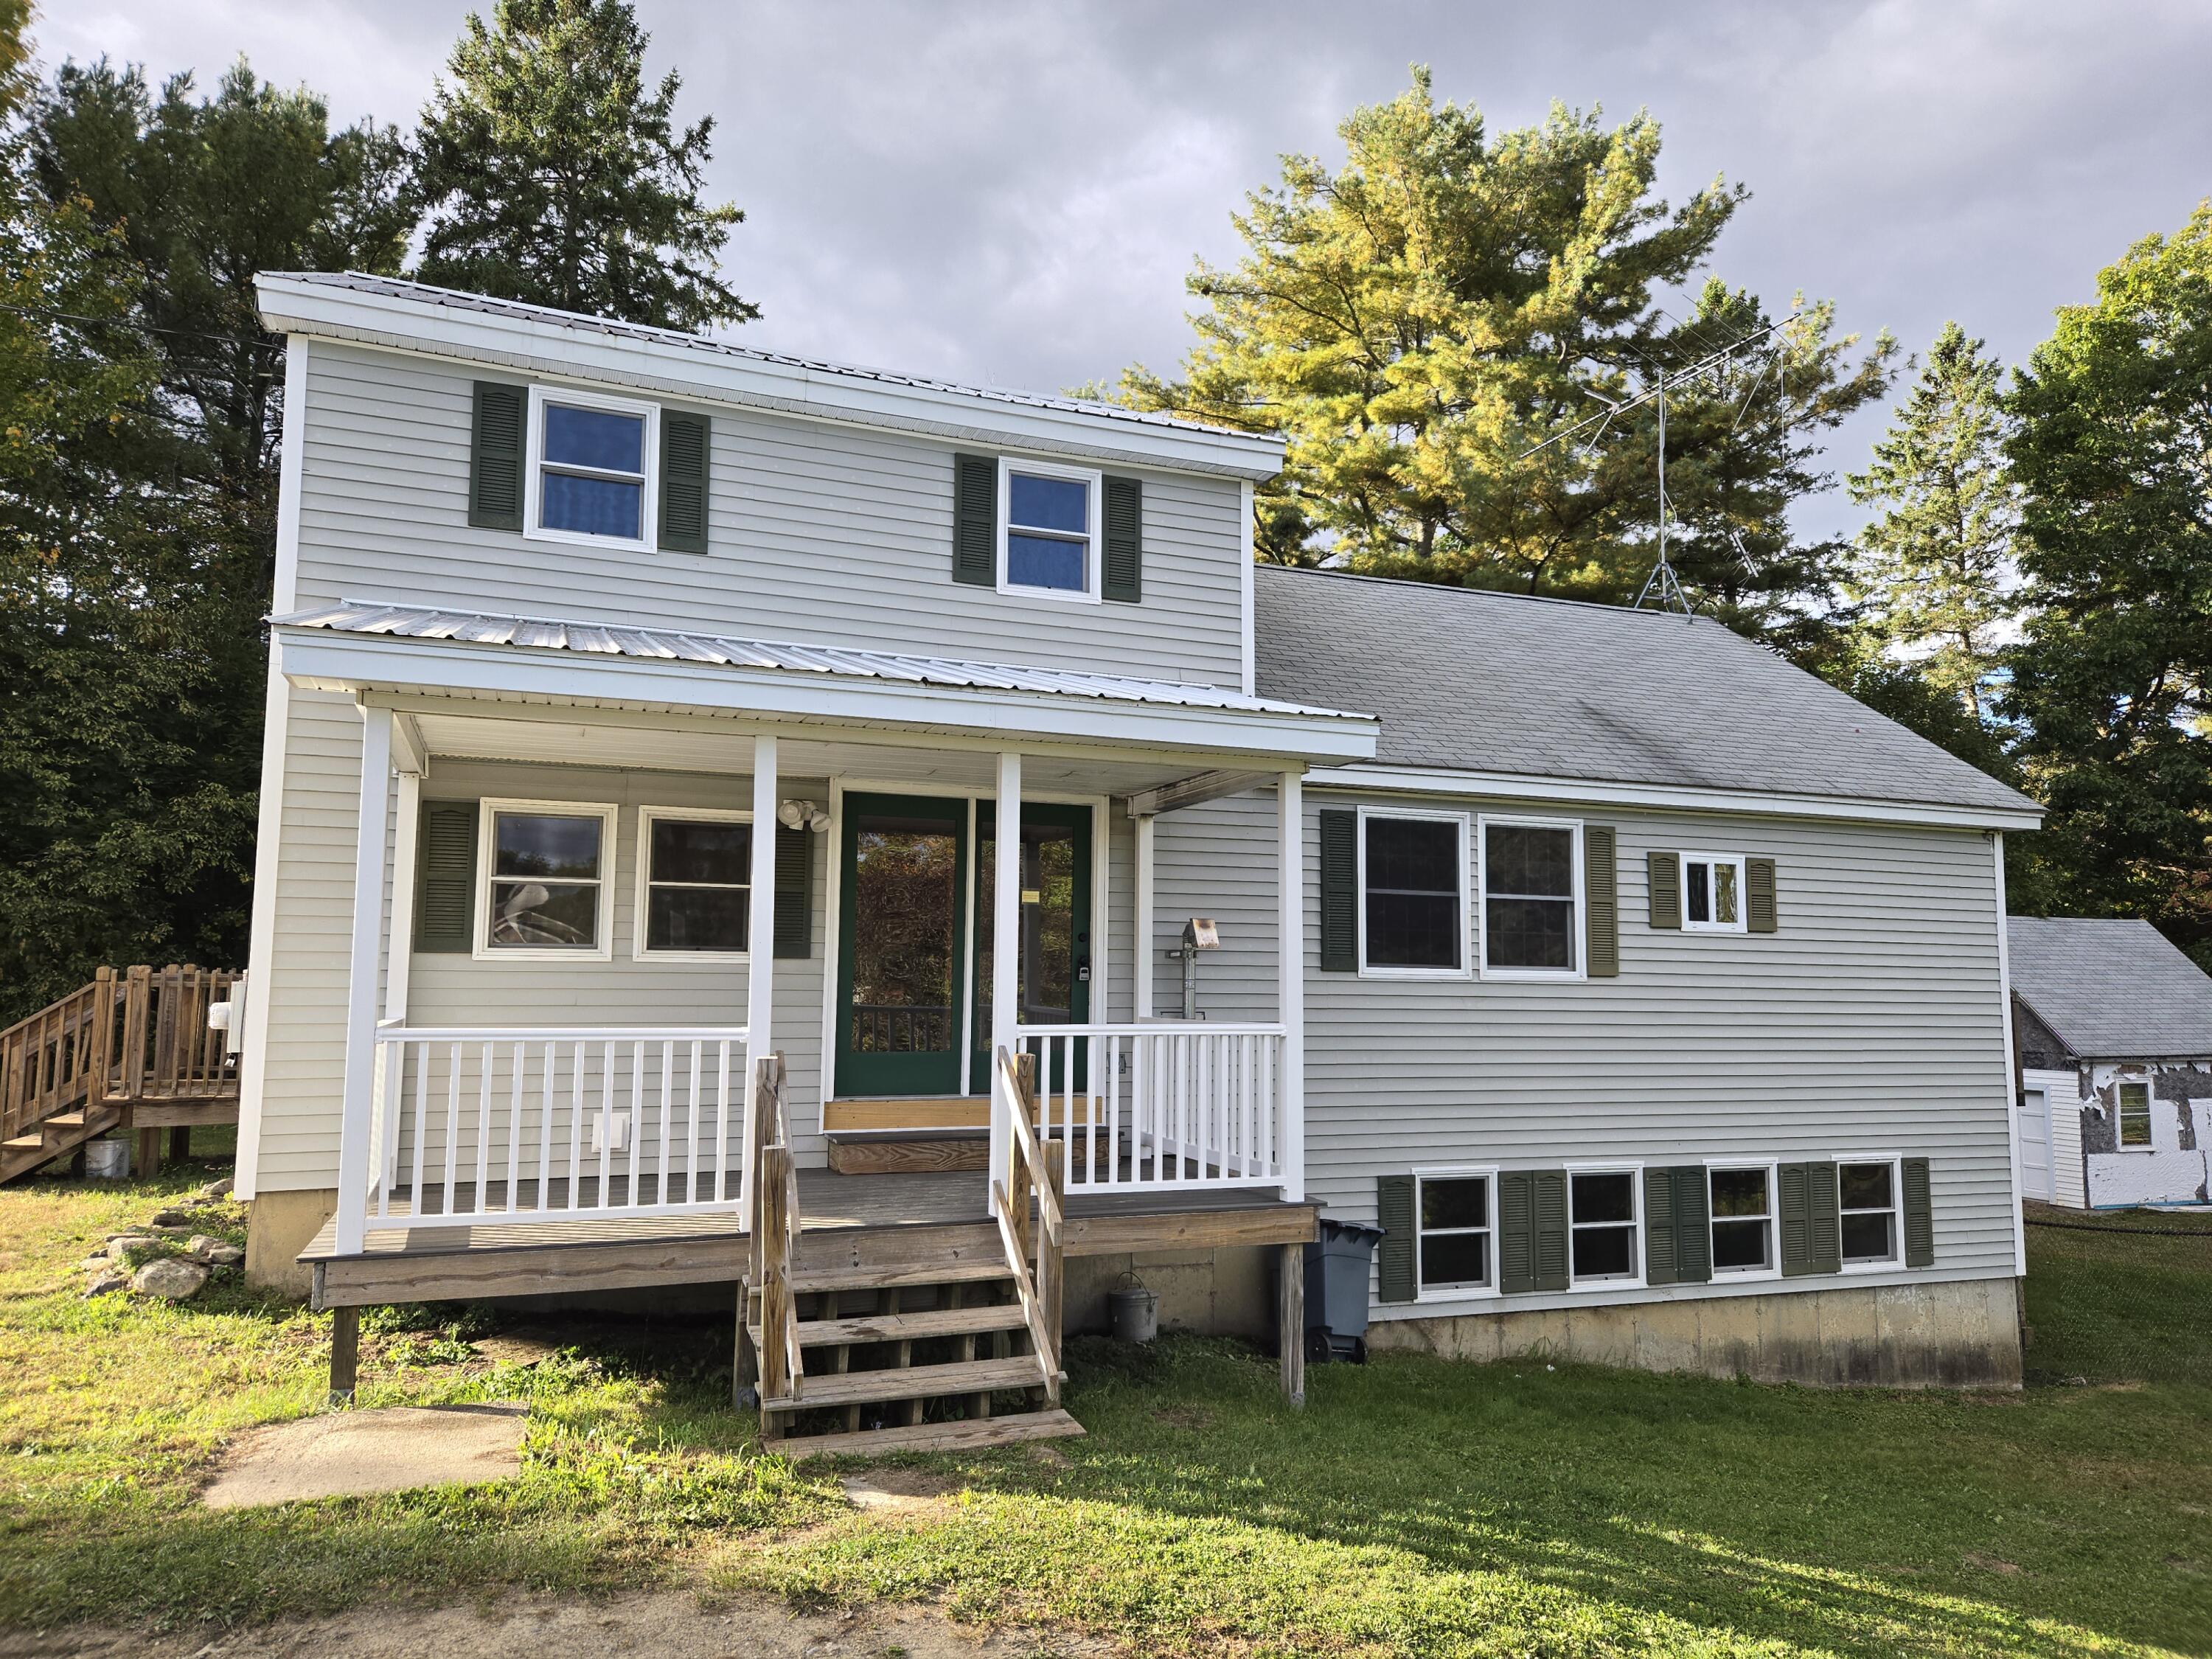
1569,1169 -> 1640,1283
1839,1161 -> 1901,1266
1416,1172 -> 1494,1293
2117,1082 -> 2153,1149
1709,1166 -> 1775,1273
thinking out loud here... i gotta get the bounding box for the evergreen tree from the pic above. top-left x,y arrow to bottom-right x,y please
2003,204 -> 2212,967
1115,70 -> 1893,658
413,0 -> 754,330
1846,321 -> 2017,718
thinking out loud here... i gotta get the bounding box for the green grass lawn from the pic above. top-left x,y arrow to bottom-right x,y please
1,1155 -> 2207,1655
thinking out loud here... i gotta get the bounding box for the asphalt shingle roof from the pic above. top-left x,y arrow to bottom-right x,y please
1253,565 -> 2036,815
2006,917 -> 2212,1060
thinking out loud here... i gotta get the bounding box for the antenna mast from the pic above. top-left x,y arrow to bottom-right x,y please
1632,366 -> 1691,613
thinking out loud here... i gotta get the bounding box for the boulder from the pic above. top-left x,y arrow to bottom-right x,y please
187,1236 -> 245,1267
83,1271 -> 131,1298
147,1208 -> 195,1228
200,1178 -> 234,1199
132,1257 -> 209,1300
103,1235 -> 156,1258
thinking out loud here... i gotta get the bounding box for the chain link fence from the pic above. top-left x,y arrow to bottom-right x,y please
2022,1202 -> 2212,1385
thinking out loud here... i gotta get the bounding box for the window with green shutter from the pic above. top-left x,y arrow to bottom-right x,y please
1585,825 -> 1619,976
1747,857 -> 1778,933
1102,475 -> 1141,602
1318,809 -> 1357,972
1779,1161 -> 1841,1276
469,382 -> 526,530
657,411 -> 710,553
1902,1158 -> 1935,1267
1646,851 -> 1682,929
415,799 -> 480,953
952,453 -> 996,585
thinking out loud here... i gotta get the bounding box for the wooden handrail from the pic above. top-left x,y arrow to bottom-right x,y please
1,965 -> 240,1144
993,1046 -> 1064,1401
746,1052 -> 804,1412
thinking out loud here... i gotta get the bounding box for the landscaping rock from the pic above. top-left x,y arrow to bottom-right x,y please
147,1208 -> 194,1228
132,1257 -> 209,1300
187,1235 -> 245,1266
82,1271 -> 130,1298
200,1178 -> 233,1199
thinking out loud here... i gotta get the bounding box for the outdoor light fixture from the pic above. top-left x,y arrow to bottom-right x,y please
776,799 -> 831,832
1166,917 -> 1220,1020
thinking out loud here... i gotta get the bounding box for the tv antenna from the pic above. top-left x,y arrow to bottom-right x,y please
1520,316 -> 1792,615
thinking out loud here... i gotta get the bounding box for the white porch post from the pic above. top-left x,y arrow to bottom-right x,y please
384,770 -> 421,1023
1278,768 -> 1305,1202
990,750 -> 1022,1214
745,734 -> 779,1203
1133,813 -> 1155,1020
335,705 -> 394,1255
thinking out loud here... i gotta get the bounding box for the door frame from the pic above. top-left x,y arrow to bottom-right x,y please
967,798 -> 1096,1096
832,790 -> 973,1098
818,776 -> 1110,1102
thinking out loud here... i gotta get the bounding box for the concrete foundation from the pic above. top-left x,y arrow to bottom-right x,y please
244,1187 -> 338,1296
1371,1276 -> 2025,1388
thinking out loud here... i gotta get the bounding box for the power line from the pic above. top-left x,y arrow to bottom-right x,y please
0,301 -> 285,354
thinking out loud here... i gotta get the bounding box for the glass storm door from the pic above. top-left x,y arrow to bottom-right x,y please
968,801 -> 1093,1095
835,795 -> 970,1097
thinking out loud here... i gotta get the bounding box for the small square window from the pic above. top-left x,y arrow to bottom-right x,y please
1683,855 -> 1746,933
483,805 -> 611,953
2116,1082 -> 2153,1149
639,810 -> 751,957
1482,820 -> 1579,974
1362,813 -> 1464,972
1416,1174 -> 1492,1293
1839,1161 -> 1900,1265
1569,1170 -> 1638,1281
1709,1166 -> 1773,1273
526,388 -> 655,548
1000,461 -> 1099,598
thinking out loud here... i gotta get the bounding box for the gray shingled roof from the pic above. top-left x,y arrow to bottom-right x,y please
2006,917 -> 2212,1060
1253,566 -> 2036,814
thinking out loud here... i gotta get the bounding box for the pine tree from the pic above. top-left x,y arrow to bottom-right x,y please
413,0 -> 754,330
2003,204 -> 2212,967
1846,322 -> 2017,719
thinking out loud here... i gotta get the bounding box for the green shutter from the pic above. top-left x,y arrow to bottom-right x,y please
1585,825 -> 1619,977
1647,851 -> 1681,929
658,411 -> 710,552
1376,1174 -> 1416,1303
415,799 -> 479,953
468,382 -> 525,530
1318,808 -> 1357,972
1499,1171 -> 1536,1294
1531,1170 -> 1570,1293
1747,857 -> 1778,933
1781,1161 -> 1841,1277
773,826 -> 812,959
1902,1157 -> 1935,1267
1102,475 -> 1141,602
1644,1165 -> 1711,1286
953,453 -> 996,585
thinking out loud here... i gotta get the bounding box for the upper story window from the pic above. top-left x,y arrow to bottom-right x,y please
1360,808 -> 1467,974
999,458 -> 1100,601
636,807 -> 751,959
1480,817 -> 1582,978
525,386 -> 658,549
1684,854 -> 1746,932
477,799 -> 617,960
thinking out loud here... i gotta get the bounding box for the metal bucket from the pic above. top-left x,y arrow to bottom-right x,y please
83,1139 -> 131,1180
1108,1283 -> 1158,1344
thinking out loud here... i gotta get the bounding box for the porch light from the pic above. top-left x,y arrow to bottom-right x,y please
776,799 -> 831,832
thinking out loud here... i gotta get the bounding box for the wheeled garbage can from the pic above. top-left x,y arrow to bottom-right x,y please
1303,1217 -> 1385,1363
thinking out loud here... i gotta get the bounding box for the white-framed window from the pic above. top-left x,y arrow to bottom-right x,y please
1708,1163 -> 1777,1276
1838,1159 -> 1902,1267
633,807 -> 752,961
998,456 -> 1102,602
1358,806 -> 1470,975
2116,1080 -> 2154,1149
524,384 -> 658,549
1568,1166 -> 1641,1284
1683,853 -> 1747,933
1478,815 -> 1583,978
1414,1168 -> 1496,1296
475,799 -> 619,961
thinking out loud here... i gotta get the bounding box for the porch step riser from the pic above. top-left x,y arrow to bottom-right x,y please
826,1137 -> 990,1175
799,1304 -> 1027,1346
782,1408 -> 1086,1459
767,1353 -> 1046,1411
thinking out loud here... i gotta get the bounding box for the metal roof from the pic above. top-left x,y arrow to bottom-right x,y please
1256,566 -> 2039,817
2006,917 -> 2212,1060
271,599 -> 1371,723
266,272 -> 1273,447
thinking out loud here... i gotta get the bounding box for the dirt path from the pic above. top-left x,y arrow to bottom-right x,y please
0,1590 -> 1115,1659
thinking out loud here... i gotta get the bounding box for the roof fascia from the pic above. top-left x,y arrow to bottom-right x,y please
255,274 -> 1284,484
277,627 -> 1378,762
1307,762 -> 2043,832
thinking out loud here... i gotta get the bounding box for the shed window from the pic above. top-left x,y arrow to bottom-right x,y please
1416,1173 -> 1492,1293
1684,855 -> 1745,932
2116,1082 -> 2152,1148
1839,1161 -> 1900,1265
482,804 -> 612,954
1000,459 -> 1099,598
1569,1170 -> 1638,1281
1362,812 -> 1466,971
1709,1166 -> 1773,1272
1482,819 -> 1579,974
639,810 -> 751,957
526,387 -> 655,547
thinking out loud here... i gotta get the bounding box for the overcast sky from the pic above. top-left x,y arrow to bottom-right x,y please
45,0 -> 2212,539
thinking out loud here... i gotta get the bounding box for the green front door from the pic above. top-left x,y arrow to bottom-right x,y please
835,794 -> 970,1097
967,801 -> 1093,1094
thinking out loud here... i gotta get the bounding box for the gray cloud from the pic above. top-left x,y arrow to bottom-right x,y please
44,0 -> 2212,540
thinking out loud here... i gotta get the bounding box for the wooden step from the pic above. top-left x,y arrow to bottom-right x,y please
47,1111 -> 91,1129
3,1133 -> 46,1152
784,1407 -> 1087,1460
771,1354 -> 1044,1411
826,1133 -> 989,1175
799,1303 -> 1027,1346
789,1258 -> 1012,1295
822,1096 -> 990,1133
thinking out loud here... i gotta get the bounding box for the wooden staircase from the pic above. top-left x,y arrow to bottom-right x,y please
744,1051 -> 1084,1455
1,967 -> 241,1184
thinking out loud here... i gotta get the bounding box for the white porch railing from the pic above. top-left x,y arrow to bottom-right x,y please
1006,1022 -> 1296,1196
355,1025 -> 751,1231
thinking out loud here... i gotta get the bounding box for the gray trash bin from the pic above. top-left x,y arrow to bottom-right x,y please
1304,1217 -> 1385,1363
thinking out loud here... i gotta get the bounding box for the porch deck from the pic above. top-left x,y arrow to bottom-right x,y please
302,1166 -> 1318,1310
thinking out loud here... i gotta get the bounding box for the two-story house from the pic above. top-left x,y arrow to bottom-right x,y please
237,273 -> 2039,1451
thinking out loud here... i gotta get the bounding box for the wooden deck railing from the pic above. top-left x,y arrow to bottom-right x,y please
746,1053 -> 804,1413
992,1048 -> 1063,1405
1,965 -> 240,1144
